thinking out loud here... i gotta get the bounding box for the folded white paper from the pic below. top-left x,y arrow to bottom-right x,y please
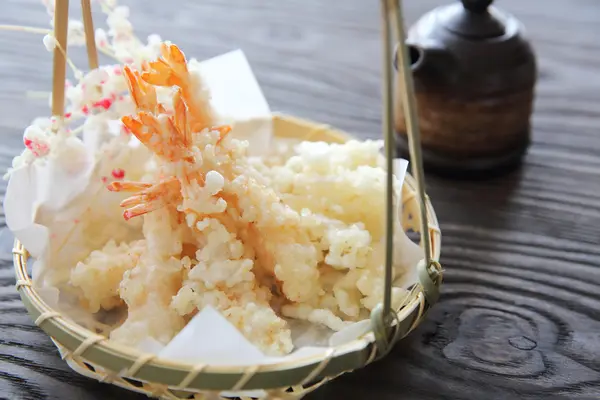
192,50 -> 272,156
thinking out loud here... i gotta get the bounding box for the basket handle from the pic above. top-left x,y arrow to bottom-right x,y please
51,0 -> 69,120
81,0 -> 99,70
371,0 -> 442,357
51,0 -> 98,122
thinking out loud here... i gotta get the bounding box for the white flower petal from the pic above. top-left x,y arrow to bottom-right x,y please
42,34 -> 56,51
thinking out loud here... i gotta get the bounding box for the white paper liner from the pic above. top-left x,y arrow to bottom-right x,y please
4,48 -> 424,397
193,50 -> 272,157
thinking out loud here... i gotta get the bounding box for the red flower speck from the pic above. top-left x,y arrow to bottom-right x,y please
111,168 -> 125,179
93,98 -> 113,110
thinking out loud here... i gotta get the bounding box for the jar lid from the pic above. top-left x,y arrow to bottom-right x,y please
438,0 -> 505,39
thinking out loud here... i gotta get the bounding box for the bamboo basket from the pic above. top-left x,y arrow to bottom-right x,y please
12,1 -> 443,399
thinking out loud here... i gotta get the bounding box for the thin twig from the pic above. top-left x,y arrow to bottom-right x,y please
0,24 -> 51,35
0,24 -> 81,78
0,23 -> 119,63
25,91 -> 52,100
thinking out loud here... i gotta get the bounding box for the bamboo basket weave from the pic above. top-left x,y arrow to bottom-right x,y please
12,1 -> 443,399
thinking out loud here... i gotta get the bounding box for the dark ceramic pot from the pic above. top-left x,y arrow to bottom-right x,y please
394,0 -> 537,178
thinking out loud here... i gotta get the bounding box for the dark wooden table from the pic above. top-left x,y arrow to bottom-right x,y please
1,0 -> 600,399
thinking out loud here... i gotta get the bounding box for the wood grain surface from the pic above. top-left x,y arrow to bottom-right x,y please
1,0 -> 600,399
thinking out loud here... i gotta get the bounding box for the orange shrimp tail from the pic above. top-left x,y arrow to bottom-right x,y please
160,43 -> 189,82
172,89 -> 191,146
107,181 -> 153,193
123,65 -> 158,113
137,43 -> 214,133
121,115 -> 144,137
122,113 -> 159,149
111,43 -> 228,223
114,178 -> 183,221
214,125 -> 232,145
141,43 -> 188,88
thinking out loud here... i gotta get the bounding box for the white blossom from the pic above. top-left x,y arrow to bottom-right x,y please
7,0 -> 170,179
5,119 -> 58,178
42,34 -> 56,51
68,20 -> 86,46
95,28 -> 109,48
41,0 -> 54,16
147,34 -> 162,47
107,6 -> 133,38
98,0 -> 118,7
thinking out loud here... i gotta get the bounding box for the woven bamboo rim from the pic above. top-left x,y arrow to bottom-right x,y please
12,0 -> 443,398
